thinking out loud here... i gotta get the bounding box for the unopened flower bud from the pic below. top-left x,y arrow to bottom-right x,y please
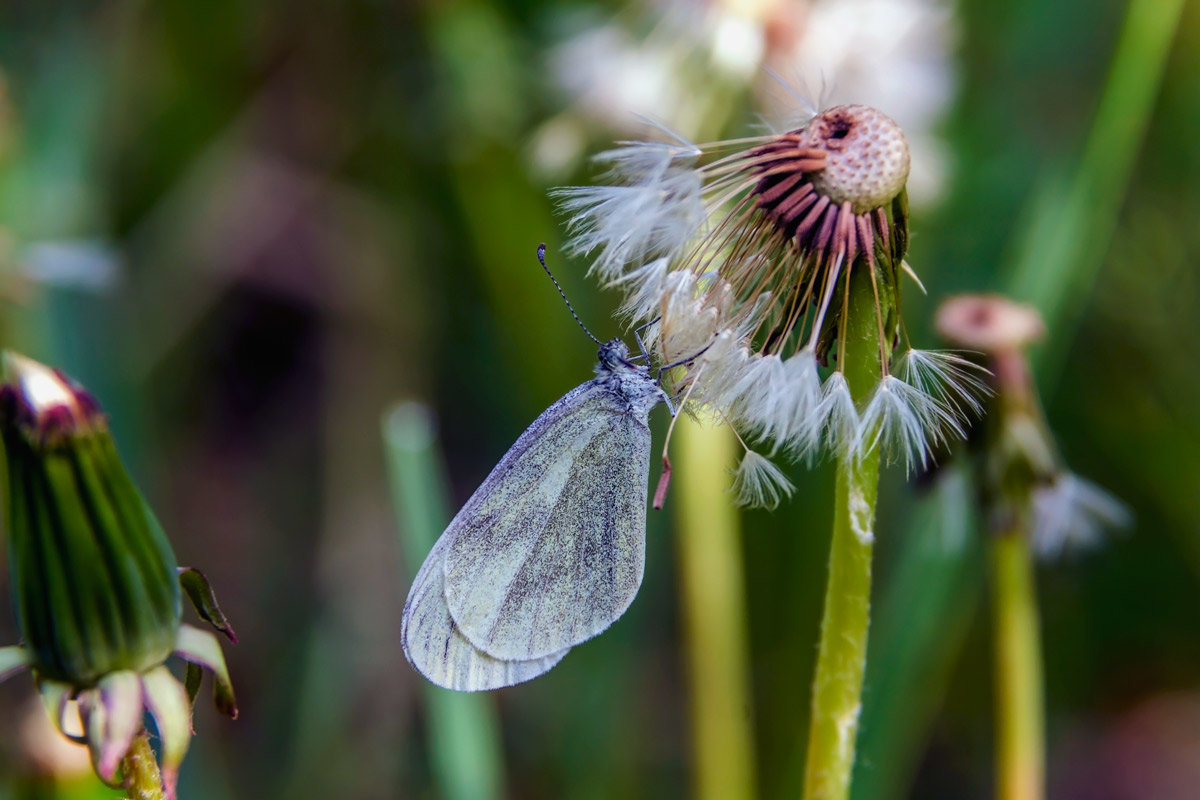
0,352 -> 182,684
0,352 -> 237,799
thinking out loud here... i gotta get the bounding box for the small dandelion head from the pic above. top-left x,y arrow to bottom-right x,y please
935,294 -> 1045,355
935,295 -> 1131,556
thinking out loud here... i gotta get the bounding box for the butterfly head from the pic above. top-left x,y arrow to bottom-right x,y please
597,339 -> 643,376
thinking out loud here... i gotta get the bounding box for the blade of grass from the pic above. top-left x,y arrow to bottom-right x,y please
1007,0 -> 1186,380
383,403 -> 504,800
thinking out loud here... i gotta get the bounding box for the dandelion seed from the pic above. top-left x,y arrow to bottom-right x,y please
553,142 -> 704,281
811,370 -> 859,458
730,450 -> 796,510
859,375 -> 964,470
726,354 -> 796,445
612,257 -> 671,322
893,349 -> 991,419
780,351 -> 824,446
1032,473 -> 1131,559
654,269 -> 734,359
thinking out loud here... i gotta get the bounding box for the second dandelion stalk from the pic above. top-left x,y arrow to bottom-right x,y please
992,522 -> 1044,800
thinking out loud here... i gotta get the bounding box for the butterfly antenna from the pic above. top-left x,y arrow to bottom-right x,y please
537,244 -> 602,346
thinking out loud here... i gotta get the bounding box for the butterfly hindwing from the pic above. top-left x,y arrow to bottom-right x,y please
401,531 -> 569,691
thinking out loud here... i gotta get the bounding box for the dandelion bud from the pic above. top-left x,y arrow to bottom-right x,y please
0,352 -> 236,798
0,352 -> 181,684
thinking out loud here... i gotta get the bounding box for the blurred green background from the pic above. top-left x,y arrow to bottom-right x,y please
0,0 -> 1197,798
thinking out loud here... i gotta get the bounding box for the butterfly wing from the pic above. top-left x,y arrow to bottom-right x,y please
441,379 -> 655,662
401,531 -> 568,691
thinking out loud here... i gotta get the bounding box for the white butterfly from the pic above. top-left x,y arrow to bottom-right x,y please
402,337 -> 669,691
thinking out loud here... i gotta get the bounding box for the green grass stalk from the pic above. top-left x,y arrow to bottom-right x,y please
1008,0 -> 1186,373
803,269 -> 884,800
383,403 -> 504,800
674,417 -> 757,800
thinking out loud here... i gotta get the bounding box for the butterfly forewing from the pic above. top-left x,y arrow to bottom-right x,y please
442,380 -> 654,662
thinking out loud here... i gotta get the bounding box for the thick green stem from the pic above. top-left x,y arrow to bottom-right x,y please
992,530 -> 1044,800
122,730 -> 167,800
803,271 -> 883,800
675,417 -> 757,800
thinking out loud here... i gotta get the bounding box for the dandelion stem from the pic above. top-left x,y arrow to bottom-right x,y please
675,416 -> 757,800
992,527 -> 1045,800
122,730 -> 167,800
803,268 -> 883,800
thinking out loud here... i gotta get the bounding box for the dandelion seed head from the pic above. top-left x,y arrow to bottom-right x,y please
558,101 -> 984,464
678,104 -> 912,376
563,102 -> 912,370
